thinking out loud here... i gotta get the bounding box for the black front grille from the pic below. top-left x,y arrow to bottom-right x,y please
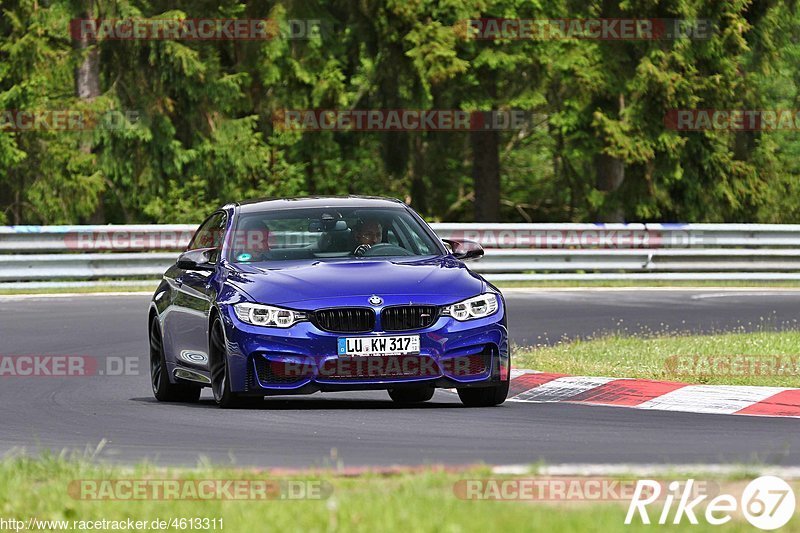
449,353 -> 489,376
381,305 -> 438,331
253,356 -> 309,384
313,308 -> 375,333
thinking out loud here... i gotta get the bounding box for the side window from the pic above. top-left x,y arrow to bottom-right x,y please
386,228 -> 400,246
188,212 -> 227,251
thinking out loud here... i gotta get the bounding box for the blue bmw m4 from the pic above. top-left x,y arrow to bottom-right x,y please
149,196 -> 510,408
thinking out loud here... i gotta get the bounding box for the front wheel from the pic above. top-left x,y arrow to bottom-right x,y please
210,317 -> 255,408
457,380 -> 509,407
150,316 -> 201,403
388,386 -> 435,404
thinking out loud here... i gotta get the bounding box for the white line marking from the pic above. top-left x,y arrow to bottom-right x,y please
636,385 -> 790,415
513,376 -> 619,402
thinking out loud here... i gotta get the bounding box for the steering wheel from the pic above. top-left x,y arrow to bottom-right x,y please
355,243 -> 414,257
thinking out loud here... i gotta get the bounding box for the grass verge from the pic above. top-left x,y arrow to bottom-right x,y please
0,455 -> 791,532
495,279 -> 800,289
514,331 -> 800,387
0,285 -> 156,296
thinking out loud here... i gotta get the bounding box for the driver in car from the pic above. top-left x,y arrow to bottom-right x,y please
352,218 -> 383,255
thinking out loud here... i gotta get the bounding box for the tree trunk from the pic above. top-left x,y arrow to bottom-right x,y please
595,153 -> 625,222
75,1 -> 103,223
471,128 -> 500,222
409,134 -> 428,215
595,92 -> 626,222
470,130 -> 500,222
595,152 -> 625,192
305,159 -> 316,195
14,173 -> 22,224
471,71 -> 501,222
75,2 -> 100,100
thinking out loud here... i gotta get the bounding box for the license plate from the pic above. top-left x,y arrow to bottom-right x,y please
337,335 -> 420,356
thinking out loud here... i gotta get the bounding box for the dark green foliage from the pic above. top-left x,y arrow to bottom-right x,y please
0,0 -> 798,223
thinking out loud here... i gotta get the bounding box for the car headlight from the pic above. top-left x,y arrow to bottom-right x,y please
233,303 -> 307,328
442,293 -> 499,321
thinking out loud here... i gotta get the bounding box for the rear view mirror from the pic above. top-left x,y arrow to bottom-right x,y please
318,213 -> 347,231
177,248 -> 217,271
442,239 -> 484,261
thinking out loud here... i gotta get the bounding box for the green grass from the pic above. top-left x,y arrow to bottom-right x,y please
495,279 -> 800,289
0,455 -> 792,532
514,331 -> 800,386
0,285 -> 156,295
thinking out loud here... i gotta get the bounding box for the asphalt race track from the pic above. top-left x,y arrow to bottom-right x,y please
0,289 -> 798,467
504,289 -> 800,346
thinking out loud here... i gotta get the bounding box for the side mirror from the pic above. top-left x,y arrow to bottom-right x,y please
442,239 -> 484,261
177,248 -> 217,271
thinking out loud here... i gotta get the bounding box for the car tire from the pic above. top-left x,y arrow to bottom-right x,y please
209,317 -> 254,408
149,316 -> 201,403
388,386 -> 435,403
457,379 -> 509,407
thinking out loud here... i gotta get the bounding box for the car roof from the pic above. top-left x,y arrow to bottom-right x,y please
233,195 -> 407,214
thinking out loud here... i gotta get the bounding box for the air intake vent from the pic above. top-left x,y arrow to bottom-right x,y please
253,356 -> 307,384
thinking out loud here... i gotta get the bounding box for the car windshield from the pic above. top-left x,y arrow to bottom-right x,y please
229,207 -> 441,263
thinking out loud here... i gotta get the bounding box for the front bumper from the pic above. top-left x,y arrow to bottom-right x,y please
219,302 -> 509,395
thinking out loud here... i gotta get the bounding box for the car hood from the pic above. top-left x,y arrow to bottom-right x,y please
225,257 -> 486,307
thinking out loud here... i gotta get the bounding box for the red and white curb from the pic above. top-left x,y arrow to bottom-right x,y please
507,370 -> 800,418
492,463 -> 800,478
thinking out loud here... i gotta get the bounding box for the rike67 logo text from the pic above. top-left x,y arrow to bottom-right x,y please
626,476 -> 796,530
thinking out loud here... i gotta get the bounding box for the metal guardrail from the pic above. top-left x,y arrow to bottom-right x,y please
1,223 -> 800,285
0,225 -> 196,252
